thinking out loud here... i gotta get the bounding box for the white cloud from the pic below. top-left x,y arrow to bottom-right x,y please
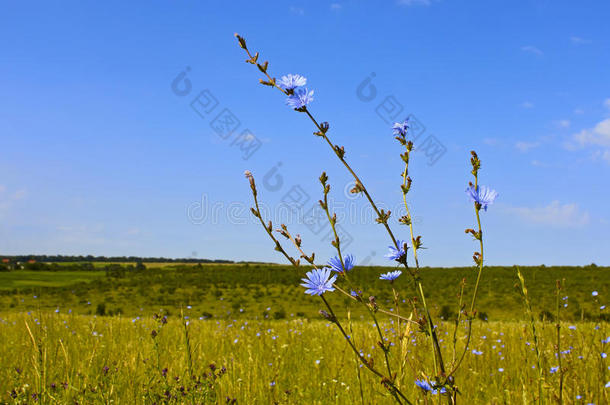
556,119 -> 571,128
591,149 -> 610,163
570,36 -> 591,45
330,3 -> 342,10
397,0 -> 431,6
604,98 -> 610,111
521,45 -> 543,56
515,141 -> 540,152
505,201 -> 590,228
573,118 -> 610,148
483,138 -> 501,146
574,108 -> 585,115
521,101 -> 534,109
531,160 -> 550,167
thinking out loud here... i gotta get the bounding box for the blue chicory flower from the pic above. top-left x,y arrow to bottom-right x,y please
380,270 -> 402,282
328,254 -> 355,273
392,120 -> 409,137
278,74 -> 307,90
592,291 -> 598,297
415,379 -> 446,394
386,240 -> 406,261
550,366 -> 559,374
466,185 -> 498,211
300,268 -> 337,296
415,379 -> 433,391
286,88 -> 314,109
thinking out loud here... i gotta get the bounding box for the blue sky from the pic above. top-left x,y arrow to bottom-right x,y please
1,0 -> 609,266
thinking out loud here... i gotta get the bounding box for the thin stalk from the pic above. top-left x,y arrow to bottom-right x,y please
517,269 -> 544,405
400,147 -> 444,375
447,169 -> 485,380
556,280 -> 564,404
321,296 -> 411,405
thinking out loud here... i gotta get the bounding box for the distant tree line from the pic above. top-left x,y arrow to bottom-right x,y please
0,255 -> 235,264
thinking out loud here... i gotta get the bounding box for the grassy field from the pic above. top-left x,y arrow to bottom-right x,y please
0,263 -> 606,321
0,263 -> 607,403
1,314 -> 607,403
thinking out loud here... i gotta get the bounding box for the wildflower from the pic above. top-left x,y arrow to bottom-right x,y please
300,268 -> 337,296
498,368 -> 504,372
569,325 -> 576,330
466,185 -> 498,211
392,120 -> 409,137
602,305 -> 606,310
385,240 -> 407,261
592,291 -> 598,296
286,88 -> 314,110
602,337 -> 610,344
415,379 -> 445,394
328,254 -> 355,273
602,353 -> 607,359
379,270 -> 402,282
606,381 -> 610,388
472,349 -> 483,355
550,366 -> 559,374
278,74 -> 307,91
415,379 -> 433,392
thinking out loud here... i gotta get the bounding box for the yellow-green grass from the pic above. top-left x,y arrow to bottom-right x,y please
1,264 -> 606,322
1,312 -> 607,404
0,271 -> 105,290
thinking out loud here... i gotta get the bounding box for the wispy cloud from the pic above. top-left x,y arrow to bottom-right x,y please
289,6 -> 305,15
572,118 -> 610,148
531,160 -> 550,168
330,3 -> 342,11
515,141 -> 541,152
0,187 -> 28,219
591,149 -> 610,163
483,137 -> 502,147
504,201 -> 590,228
570,36 -> 592,45
564,115 -> 610,163
521,45 -> 543,56
521,101 -> 534,109
555,119 -> 571,129
604,98 -> 610,111
397,0 -> 431,6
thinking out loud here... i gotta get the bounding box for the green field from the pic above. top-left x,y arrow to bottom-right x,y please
0,263 -> 606,322
0,263 -> 608,403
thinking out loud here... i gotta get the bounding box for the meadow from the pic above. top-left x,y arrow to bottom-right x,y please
0,262 -> 608,403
